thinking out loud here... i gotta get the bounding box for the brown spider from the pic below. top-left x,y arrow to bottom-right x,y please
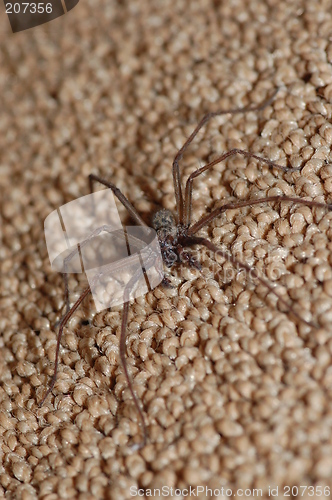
40,89 -> 332,448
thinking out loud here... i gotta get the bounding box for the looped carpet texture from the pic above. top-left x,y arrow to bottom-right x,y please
1,0 -> 332,498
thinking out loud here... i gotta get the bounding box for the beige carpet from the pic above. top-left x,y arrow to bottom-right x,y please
1,0 -> 332,498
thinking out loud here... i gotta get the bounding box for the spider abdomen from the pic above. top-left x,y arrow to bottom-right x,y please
152,209 -> 180,267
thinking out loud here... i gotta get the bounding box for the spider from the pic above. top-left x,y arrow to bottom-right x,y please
40,89 -> 332,448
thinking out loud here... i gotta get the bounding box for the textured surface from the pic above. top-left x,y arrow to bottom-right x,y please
1,0 -> 332,498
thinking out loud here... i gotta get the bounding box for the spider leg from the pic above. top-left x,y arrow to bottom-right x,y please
188,196 -> 332,236
119,258 -> 159,449
119,300 -> 147,449
89,173 -> 147,227
39,284 -> 92,406
172,88 -> 279,224
189,236 -> 318,329
183,149 -> 300,227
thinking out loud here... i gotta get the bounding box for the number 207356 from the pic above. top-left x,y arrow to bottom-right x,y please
5,3 -> 53,14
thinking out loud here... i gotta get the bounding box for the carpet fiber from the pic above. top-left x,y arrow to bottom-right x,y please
1,0 -> 332,498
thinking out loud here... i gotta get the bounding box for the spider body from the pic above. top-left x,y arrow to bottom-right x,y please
152,208 -> 198,269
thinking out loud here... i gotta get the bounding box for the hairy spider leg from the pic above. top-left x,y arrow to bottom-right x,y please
183,149 -> 301,227
188,196 -> 332,236
88,174 -> 148,227
119,258 -> 158,450
39,284 -> 91,406
172,88 -> 280,224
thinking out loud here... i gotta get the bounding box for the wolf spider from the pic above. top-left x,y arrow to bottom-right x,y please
40,89 -> 332,448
